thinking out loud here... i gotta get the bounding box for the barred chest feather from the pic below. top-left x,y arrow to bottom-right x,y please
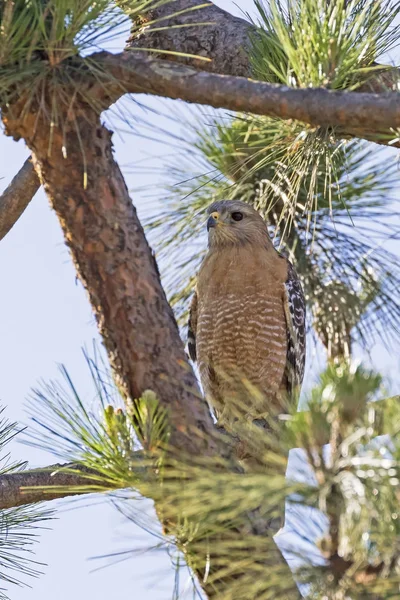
195,245 -> 288,413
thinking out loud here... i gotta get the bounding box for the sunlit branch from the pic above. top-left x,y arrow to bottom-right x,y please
93,52 -> 400,145
0,157 -> 40,241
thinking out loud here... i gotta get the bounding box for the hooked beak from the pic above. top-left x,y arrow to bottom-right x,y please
207,215 -> 216,231
207,212 -> 219,231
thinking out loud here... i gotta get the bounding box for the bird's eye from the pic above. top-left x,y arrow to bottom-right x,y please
231,212 -> 243,222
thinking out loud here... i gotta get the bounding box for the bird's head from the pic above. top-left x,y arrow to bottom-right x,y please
206,200 -> 271,249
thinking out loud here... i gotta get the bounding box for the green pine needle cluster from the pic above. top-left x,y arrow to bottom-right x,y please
292,363 -> 400,598
24,351 -> 169,491
0,0 -> 189,161
249,0 -> 400,90
0,0 -> 128,101
22,353 -> 400,598
0,0 -> 210,121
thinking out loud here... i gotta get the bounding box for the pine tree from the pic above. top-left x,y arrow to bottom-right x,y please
0,0 -> 399,598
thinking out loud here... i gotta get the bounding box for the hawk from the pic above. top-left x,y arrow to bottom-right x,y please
188,200 -> 306,425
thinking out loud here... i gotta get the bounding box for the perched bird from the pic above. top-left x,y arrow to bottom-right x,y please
188,200 -> 306,425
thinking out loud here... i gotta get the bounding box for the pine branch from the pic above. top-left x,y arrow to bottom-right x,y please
0,463 -> 107,509
2,394 -> 396,512
2,0 -> 400,245
3,50 -> 399,246
2,59 -> 398,250
127,0 -> 400,92
0,157 -> 40,241
91,51 -> 400,145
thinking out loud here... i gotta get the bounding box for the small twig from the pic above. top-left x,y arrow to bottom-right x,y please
0,157 -> 40,242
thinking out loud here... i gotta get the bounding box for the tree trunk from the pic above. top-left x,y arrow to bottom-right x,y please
2,103 -> 215,457
2,94 -> 297,598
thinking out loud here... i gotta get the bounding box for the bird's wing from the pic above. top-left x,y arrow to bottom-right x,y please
283,261 -> 306,395
188,290 -> 198,362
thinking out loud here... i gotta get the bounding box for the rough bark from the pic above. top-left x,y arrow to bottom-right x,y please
127,0 -> 254,76
2,104 -> 216,458
0,156 -> 40,241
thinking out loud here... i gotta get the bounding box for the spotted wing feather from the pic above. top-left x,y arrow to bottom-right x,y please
283,261 -> 306,395
188,291 -> 198,362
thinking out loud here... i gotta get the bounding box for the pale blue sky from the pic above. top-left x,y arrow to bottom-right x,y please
0,1 -> 399,598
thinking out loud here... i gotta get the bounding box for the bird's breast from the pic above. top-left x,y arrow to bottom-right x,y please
196,249 -> 288,395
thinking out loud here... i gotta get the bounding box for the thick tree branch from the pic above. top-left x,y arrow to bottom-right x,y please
128,0 -> 400,93
0,464 -> 107,509
1,0 -> 399,244
94,52 -> 400,143
127,0 -> 254,76
0,157 -> 40,241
